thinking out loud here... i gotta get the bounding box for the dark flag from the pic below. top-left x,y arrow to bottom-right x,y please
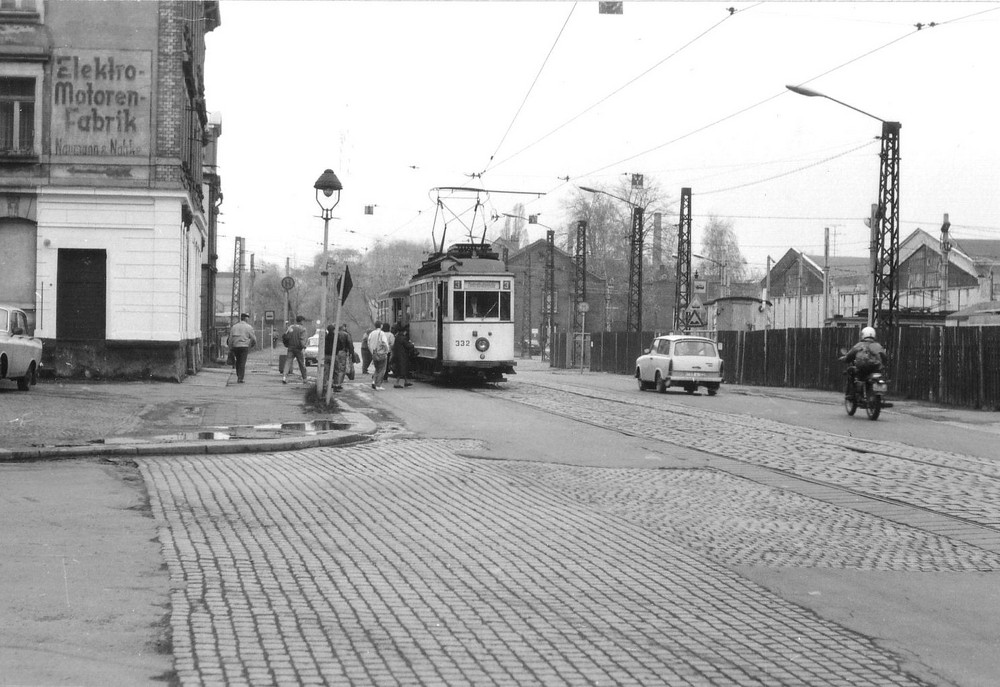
336,265 -> 353,304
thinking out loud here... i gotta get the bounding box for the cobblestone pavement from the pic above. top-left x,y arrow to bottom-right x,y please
141,440 -> 935,686
498,378 -> 1000,528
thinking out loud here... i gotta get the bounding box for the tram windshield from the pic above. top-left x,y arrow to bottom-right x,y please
453,288 -> 511,321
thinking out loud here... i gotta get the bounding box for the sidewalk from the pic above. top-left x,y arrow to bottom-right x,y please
0,349 -> 375,461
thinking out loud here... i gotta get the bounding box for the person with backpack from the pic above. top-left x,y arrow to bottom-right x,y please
282,315 -> 310,384
366,321 -> 390,390
841,326 -> 888,398
360,324 -> 374,374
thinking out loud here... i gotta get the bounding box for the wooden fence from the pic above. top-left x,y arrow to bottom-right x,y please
552,327 -> 1000,410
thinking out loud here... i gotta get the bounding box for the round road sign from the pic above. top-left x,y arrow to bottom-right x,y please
281,276 -> 295,291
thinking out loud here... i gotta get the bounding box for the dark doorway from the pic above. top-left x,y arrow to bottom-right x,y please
57,249 -> 106,340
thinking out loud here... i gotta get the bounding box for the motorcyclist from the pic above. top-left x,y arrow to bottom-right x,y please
840,326 -> 888,398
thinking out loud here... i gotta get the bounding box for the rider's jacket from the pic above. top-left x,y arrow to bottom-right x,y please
843,339 -> 887,373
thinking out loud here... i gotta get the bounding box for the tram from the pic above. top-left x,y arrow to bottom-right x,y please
377,241 -> 516,383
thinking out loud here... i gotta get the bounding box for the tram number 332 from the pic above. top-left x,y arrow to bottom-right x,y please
455,339 -> 472,347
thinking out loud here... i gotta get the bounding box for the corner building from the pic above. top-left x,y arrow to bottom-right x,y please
0,0 -> 220,379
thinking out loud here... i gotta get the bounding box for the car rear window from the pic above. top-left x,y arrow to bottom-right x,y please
675,341 -> 716,356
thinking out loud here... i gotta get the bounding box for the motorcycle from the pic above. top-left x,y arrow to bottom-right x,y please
842,366 -> 892,421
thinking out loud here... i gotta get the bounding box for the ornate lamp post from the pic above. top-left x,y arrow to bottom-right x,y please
313,168 -> 343,395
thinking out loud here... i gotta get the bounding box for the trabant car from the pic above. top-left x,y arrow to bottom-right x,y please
635,334 -> 723,396
304,334 -> 320,366
0,305 -> 42,391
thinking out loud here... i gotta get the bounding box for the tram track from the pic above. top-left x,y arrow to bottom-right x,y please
480,378 -> 1000,545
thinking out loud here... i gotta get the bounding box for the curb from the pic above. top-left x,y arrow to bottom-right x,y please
0,410 -> 378,463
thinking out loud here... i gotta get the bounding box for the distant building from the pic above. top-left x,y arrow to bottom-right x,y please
505,238 -> 607,353
0,1 -> 221,379
759,229 -> 1000,330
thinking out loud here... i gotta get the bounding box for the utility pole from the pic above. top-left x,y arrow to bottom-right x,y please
940,213 -> 951,312
248,253 -> 256,325
543,230 -> 555,362
284,257 -> 290,326
573,220 -> 587,334
230,237 -> 244,326
823,228 -> 830,325
674,187 -> 692,332
627,208 -> 643,334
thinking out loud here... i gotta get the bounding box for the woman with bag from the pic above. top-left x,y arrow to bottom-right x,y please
392,326 -> 416,388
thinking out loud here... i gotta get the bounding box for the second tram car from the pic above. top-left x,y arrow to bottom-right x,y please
377,242 -> 516,382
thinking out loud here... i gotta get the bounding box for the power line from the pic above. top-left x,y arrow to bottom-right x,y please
697,139 -> 878,196
480,2 -> 578,177
485,4 -> 749,176
571,21 -> 925,185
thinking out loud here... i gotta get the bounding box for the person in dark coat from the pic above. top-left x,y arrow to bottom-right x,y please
392,326 -> 416,388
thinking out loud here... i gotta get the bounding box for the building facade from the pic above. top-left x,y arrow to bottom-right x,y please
0,0 -> 220,379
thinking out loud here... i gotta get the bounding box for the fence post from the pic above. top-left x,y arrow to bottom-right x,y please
978,326 -> 986,408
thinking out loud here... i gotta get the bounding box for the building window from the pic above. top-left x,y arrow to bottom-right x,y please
0,77 -> 34,155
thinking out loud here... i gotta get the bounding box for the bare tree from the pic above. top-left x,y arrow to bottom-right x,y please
698,216 -> 748,284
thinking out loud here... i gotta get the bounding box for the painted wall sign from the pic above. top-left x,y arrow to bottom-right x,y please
50,49 -> 152,158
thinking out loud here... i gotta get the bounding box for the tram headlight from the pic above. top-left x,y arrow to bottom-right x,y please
475,337 -> 490,352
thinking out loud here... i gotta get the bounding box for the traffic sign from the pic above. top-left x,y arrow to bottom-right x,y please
264,310 -> 275,323
281,276 -> 295,291
577,301 -> 590,313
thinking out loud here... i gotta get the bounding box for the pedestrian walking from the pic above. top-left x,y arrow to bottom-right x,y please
392,325 -> 416,388
367,322 -> 390,390
227,313 -> 257,384
384,322 -> 396,382
282,315 -> 309,384
326,324 -> 353,392
360,324 -> 373,374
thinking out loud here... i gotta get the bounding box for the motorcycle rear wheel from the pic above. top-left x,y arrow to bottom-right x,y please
866,394 -> 882,421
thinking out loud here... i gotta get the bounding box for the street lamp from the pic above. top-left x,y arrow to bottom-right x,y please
785,84 -> 900,335
314,168 -> 343,396
579,185 -> 645,334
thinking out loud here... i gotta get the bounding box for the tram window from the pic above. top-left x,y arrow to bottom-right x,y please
467,291 -> 499,318
500,292 -> 511,320
453,291 -> 465,321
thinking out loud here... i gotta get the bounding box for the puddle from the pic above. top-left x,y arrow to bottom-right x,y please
94,419 -> 350,444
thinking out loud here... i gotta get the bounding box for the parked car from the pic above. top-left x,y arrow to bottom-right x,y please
0,305 -> 42,391
304,334 -> 320,366
635,334 -> 723,396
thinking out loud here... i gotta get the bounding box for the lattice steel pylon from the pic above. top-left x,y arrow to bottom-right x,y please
871,121 -> 901,340
573,220 -> 587,332
626,207 -> 644,333
520,249 -> 532,358
543,230 -> 555,361
230,236 -> 244,326
673,188 -> 692,332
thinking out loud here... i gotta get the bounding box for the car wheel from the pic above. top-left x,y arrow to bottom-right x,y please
685,385 -> 696,394
655,372 -> 667,393
636,372 -> 648,391
707,387 -> 718,396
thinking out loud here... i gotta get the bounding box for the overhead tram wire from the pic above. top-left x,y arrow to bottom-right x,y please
566,22 -> 927,189
478,2 -> 578,180
485,5 -> 755,177
697,139 -> 878,196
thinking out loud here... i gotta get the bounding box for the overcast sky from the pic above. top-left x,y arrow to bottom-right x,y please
204,1 -> 1000,276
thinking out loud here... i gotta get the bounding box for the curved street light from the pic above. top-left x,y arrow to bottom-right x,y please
785,84 -> 900,334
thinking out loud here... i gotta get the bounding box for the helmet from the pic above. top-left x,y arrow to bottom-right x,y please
861,326 -> 876,340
